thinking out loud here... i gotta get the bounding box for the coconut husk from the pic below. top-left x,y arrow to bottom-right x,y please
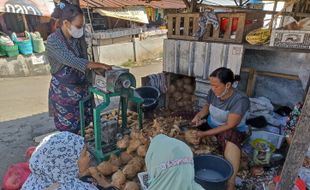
175,79 -> 184,88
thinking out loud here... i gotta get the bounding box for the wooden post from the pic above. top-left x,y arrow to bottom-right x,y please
245,68 -> 256,97
132,36 -> 137,62
276,85 -> 310,190
22,15 -> 29,31
182,0 -> 191,11
190,0 -> 198,12
269,0 -> 279,29
108,18 -> 112,29
71,0 -> 80,6
303,77 -> 310,102
182,0 -> 198,12
165,73 -> 171,109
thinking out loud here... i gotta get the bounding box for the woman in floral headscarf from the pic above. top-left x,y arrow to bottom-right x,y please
21,132 -> 115,190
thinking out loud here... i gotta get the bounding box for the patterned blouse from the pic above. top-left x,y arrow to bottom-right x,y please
46,29 -> 89,74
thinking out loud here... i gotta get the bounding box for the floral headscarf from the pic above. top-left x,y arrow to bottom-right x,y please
21,132 -> 98,190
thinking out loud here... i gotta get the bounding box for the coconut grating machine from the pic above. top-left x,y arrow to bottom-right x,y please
79,66 -> 144,162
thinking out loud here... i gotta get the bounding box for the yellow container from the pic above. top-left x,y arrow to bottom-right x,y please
246,28 -> 271,45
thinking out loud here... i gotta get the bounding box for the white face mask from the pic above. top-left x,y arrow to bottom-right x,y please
216,87 -> 228,98
68,25 -> 84,38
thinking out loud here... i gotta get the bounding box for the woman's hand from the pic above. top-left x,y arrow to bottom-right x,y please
192,114 -> 204,127
196,131 -> 208,138
192,105 -> 209,127
87,62 -> 113,70
101,63 -> 112,70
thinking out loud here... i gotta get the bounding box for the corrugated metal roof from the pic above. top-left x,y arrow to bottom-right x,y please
80,0 -> 186,9
202,0 -> 236,6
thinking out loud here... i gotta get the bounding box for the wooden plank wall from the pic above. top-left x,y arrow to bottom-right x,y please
163,39 -> 244,80
167,11 -> 263,43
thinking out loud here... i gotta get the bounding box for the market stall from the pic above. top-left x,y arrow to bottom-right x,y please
79,0 -> 185,65
0,0 -> 54,58
159,1 -> 310,189
2,0 -> 310,190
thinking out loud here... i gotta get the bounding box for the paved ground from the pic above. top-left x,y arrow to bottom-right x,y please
0,62 -> 162,181
0,76 -> 51,122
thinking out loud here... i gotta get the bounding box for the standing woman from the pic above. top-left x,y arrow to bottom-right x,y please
192,67 -> 250,190
47,1 -> 111,133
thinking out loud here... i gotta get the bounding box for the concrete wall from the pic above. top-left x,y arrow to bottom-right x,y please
135,36 -> 164,62
240,49 -> 310,107
163,39 -> 244,80
93,35 -> 165,66
0,53 -> 50,78
93,42 -> 134,66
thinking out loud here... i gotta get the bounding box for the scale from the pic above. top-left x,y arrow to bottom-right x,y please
79,66 -> 144,162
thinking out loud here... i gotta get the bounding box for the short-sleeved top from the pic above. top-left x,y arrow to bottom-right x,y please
206,89 -> 250,132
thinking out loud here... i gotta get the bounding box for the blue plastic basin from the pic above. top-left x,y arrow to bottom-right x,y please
194,155 -> 233,190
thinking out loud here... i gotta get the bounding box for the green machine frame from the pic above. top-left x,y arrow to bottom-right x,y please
79,86 -> 143,162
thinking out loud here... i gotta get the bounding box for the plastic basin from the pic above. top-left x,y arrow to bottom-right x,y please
129,86 -> 160,112
194,155 -> 233,190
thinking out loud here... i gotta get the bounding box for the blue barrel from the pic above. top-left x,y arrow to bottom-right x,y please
194,155 -> 233,190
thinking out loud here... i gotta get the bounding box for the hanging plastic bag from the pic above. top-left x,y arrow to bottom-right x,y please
2,162 -> 31,190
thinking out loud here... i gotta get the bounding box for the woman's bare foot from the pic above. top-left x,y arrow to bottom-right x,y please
226,182 -> 236,190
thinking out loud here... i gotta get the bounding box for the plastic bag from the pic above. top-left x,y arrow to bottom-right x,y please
2,162 -> 31,190
25,146 -> 36,159
246,28 -> 271,45
272,176 -> 306,190
299,167 -> 310,190
283,17 -> 310,31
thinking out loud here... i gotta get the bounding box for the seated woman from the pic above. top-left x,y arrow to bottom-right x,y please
21,132 -> 116,190
145,134 -> 204,190
192,67 -> 250,190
